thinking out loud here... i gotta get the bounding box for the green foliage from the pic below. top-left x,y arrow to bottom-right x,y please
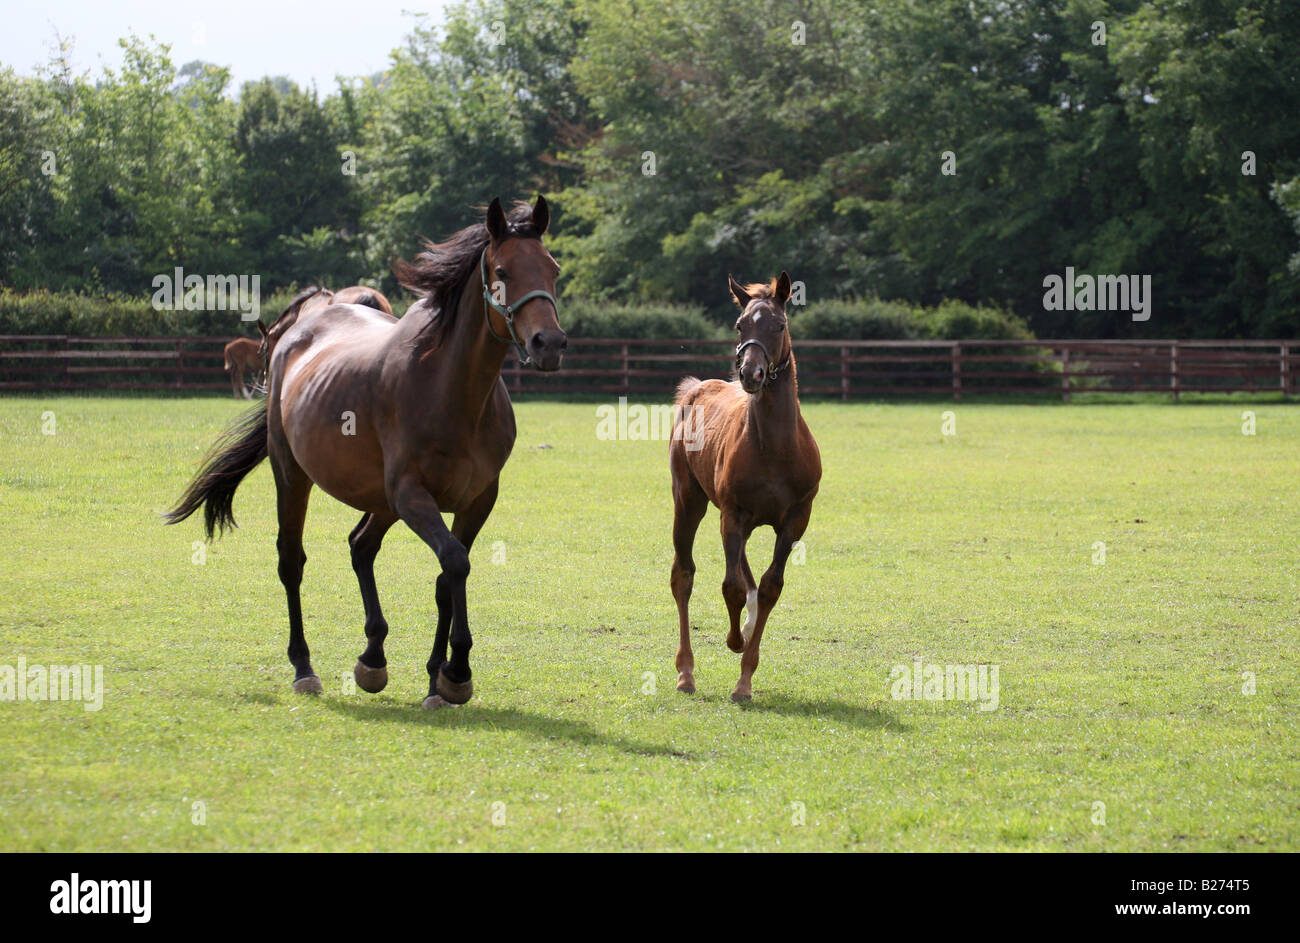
0,2 -> 1296,339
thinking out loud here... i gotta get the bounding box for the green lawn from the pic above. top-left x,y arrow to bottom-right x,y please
0,395 -> 1296,851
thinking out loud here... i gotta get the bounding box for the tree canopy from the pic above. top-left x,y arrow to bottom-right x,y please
1,0 -> 1296,337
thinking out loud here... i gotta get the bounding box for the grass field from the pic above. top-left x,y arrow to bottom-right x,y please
0,394 -> 1296,851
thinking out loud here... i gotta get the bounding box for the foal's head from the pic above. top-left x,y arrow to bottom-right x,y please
483,195 -> 567,371
729,271 -> 793,394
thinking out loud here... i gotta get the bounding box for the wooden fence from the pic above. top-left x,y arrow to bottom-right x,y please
0,335 -> 1294,400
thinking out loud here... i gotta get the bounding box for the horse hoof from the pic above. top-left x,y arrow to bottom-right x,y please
435,668 -> 473,705
676,674 -> 696,694
421,694 -> 460,710
353,660 -> 388,694
292,675 -> 323,694
726,631 -> 745,653
730,690 -> 752,704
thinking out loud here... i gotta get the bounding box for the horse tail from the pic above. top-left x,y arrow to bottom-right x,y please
674,376 -> 702,405
163,402 -> 269,540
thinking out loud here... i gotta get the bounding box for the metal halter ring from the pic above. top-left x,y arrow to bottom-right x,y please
480,248 -> 560,367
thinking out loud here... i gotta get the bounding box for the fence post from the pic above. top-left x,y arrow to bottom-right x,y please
840,346 -> 850,401
64,335 -> 71,388
1061,346 -> 1070,403
951,343 -> 961,402
621,343 -> 629,395
1283,342 -> 1291,395
176,339 -> 185,389
1170,343 -> 1179,401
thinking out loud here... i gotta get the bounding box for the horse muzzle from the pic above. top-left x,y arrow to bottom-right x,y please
739,365 -> 766,393
526,328 -> 567,372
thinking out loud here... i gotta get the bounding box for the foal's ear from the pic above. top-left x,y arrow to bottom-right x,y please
532,194 -> 550,236
774,271 -> 792,307
256,320 -> 268,340
728,274 -> 751,307
486,197 -> 508,243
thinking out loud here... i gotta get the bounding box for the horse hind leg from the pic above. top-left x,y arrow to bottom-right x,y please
739,549 -> 758,645
720,510 -> 751,655
670,480 -> 708,694
271,450 -> 319,693
350,510 -> 397,693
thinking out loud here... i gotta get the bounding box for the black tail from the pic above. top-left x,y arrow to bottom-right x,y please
164,402 -> 269,540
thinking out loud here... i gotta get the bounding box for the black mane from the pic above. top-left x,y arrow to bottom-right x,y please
392,202 -> 541,349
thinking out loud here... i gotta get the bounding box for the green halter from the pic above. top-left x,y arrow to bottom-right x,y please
480,248 -> 560,367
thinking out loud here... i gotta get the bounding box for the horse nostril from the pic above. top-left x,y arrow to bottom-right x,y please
559,336 -> 568,351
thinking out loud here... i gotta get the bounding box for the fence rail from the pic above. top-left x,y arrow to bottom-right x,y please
0,335 -> 1294,400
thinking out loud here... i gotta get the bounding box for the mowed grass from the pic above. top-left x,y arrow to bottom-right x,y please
0,394 -> 1296,852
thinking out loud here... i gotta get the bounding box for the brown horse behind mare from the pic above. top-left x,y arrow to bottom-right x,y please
166,197 -> 565,707
222,286 -> 392,399
669,272 -> 821,702
223,337 -> 263,399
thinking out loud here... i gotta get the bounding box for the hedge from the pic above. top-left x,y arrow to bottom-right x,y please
0,290 -> 1032,342
792,297 -> 1034,341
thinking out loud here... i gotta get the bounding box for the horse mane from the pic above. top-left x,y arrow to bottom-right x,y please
392,202 -> 542,350
741,280 -> 778,301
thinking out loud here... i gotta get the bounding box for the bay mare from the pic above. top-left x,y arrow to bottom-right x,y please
166,197 -> 565,707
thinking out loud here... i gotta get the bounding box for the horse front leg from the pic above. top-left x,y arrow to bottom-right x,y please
391,475 -> 475,708
732,501 -> 812,703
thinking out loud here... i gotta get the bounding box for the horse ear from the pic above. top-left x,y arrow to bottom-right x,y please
532,194 -> 550,236
728,274 -> 751,307
775,271 -> 792,306
486,197 -> 508,243
256,320 -> 268,339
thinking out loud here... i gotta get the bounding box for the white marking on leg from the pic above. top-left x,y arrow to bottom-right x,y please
742,588 -> 758,644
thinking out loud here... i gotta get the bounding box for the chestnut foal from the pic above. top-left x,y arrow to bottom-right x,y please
669,272 -> 822,702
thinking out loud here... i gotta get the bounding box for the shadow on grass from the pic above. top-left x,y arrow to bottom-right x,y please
322,697 -> 694,759
688,690 -> 905,731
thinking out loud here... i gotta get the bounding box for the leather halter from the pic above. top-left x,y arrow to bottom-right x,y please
735,337 -> 791,388
480,248 -> 560,367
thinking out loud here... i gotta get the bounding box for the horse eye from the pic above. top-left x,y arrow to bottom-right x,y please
494,266 -> 508,280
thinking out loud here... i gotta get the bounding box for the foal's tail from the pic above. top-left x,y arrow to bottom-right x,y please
674,376 -> 702,405
163,402 -> 269,540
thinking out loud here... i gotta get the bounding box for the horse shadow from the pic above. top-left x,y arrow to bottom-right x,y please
322,697 -> 695,759
695,691 -> 905,731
